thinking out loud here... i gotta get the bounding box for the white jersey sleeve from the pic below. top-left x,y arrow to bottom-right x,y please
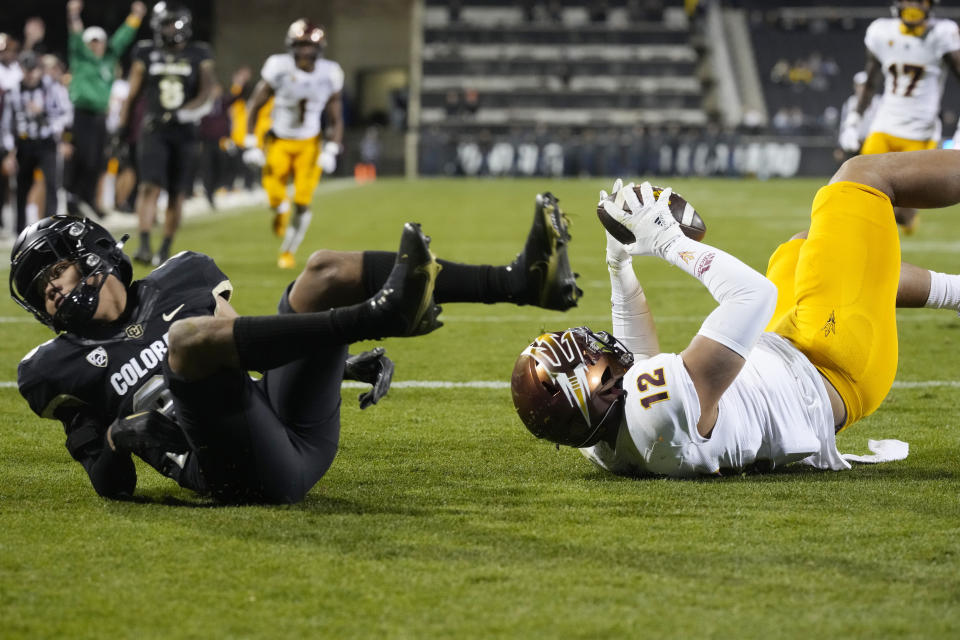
261,53 -> 294,89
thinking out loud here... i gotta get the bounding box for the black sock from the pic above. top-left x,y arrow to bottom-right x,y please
361,251 -> 520,304
233,303 -> 397,371
139,231 -> 150,250
159,237 -> 172,255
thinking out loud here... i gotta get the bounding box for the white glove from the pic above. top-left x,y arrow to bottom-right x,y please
601,181 -> 683,258
599,181 -> 631,269
839,111 -> 862,153
242,133 -> 265,167
318,141 -> 341,174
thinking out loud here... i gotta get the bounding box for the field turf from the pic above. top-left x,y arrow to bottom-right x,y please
2,177 -> 959,638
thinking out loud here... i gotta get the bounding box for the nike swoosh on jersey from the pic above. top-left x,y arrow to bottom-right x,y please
162,304 -> 186,322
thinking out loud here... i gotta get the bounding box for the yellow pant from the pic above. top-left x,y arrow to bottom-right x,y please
765,182 -> 900,430
860,131 -> 937,155
262,135 -> 322,208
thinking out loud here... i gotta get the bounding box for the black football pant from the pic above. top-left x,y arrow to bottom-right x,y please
166,286 -> 345,504
66,109 -> 107,211
14,138 -> 58,234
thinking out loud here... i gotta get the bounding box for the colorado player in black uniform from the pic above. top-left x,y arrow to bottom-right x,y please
9,193 -> 581,503
118,3 -> 216,266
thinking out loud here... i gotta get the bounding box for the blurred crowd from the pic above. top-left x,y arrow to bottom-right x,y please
0,5 -> 262,240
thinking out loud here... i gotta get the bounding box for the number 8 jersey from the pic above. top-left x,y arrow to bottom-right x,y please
581,333 -> 848,477
131,39 -> 213,128
865,17 -> 960,141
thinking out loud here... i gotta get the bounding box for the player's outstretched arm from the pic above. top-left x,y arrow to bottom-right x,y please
832,149 -> 960,210
599,181 -> 778,436
598,180 -> 660,359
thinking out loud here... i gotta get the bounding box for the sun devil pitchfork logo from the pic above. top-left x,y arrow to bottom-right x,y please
85,346 -> 108,368
522,330 -> 594,426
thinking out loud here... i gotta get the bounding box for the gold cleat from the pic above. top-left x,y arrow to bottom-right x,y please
277,251 -> 296,269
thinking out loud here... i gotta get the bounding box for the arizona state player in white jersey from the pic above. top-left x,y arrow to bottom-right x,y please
840,0 -> 960,232
512,150 -> 960,477
243,19 -> 344,269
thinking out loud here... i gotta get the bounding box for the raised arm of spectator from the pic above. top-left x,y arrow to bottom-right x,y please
108,2 -> 146,57
22,17 -> 45,53
66,1 -> 83,34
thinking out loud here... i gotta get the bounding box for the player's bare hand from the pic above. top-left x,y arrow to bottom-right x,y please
24,18 -> 45,46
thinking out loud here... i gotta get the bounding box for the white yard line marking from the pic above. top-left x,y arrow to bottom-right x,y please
3,380 -> 959,391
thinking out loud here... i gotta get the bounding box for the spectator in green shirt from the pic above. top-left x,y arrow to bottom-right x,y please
65,0 -> 146,218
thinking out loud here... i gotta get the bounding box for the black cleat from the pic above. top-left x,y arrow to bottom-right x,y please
133,246 -> 153,265
151,247 -> 170,267
509,192 -> 582,311
369,222 -> 443,337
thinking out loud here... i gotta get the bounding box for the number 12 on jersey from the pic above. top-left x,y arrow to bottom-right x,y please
636,368 -> 669,409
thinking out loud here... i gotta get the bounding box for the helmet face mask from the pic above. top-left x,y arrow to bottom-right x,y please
511,327 -> 634,448
893,0 -> 935,27
9,216 -> 132,333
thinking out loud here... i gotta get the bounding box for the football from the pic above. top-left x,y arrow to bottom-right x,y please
597,185 -> 706,244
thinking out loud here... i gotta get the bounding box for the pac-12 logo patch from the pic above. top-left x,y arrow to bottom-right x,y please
86,347 -> 108,368
125,324 -> 144,339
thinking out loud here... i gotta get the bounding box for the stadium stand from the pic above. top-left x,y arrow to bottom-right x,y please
416,0 -> 711,176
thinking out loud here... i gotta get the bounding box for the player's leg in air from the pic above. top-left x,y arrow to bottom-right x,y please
765,150 -> 960,431
165,193 -> 580,502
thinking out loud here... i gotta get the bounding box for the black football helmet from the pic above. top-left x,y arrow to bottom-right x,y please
9,216 -> 132,333
892,0 -> 936,27
285,19 -> 326,59
151,2 -> 192,47
511,327 -> 634,448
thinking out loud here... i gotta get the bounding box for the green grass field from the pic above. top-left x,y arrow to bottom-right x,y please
2,177 -> 960,638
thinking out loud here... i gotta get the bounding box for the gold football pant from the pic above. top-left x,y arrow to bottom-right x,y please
262,136 -> 322,209
765,181 -> 900,430
860,131 -> 937,155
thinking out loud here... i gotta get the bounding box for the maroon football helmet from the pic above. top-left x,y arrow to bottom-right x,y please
511,327 -> 633,448
285,19 -> 326,52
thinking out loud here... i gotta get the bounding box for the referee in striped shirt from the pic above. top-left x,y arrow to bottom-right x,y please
1,52 -> 72,234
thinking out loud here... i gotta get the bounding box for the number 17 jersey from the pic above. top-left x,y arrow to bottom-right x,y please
865,17 -> 960,141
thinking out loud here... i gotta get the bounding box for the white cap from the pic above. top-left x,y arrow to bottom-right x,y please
82,26 -> 107,44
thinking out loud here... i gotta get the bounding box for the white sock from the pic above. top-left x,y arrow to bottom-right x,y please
280,210 -> 312,254
925,271 -> 960,311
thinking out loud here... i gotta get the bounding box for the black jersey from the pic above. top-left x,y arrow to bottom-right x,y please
131,39 -> 212,129
18,252 -> 231,492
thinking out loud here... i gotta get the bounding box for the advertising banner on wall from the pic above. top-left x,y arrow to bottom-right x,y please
417,131 -> 841,178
